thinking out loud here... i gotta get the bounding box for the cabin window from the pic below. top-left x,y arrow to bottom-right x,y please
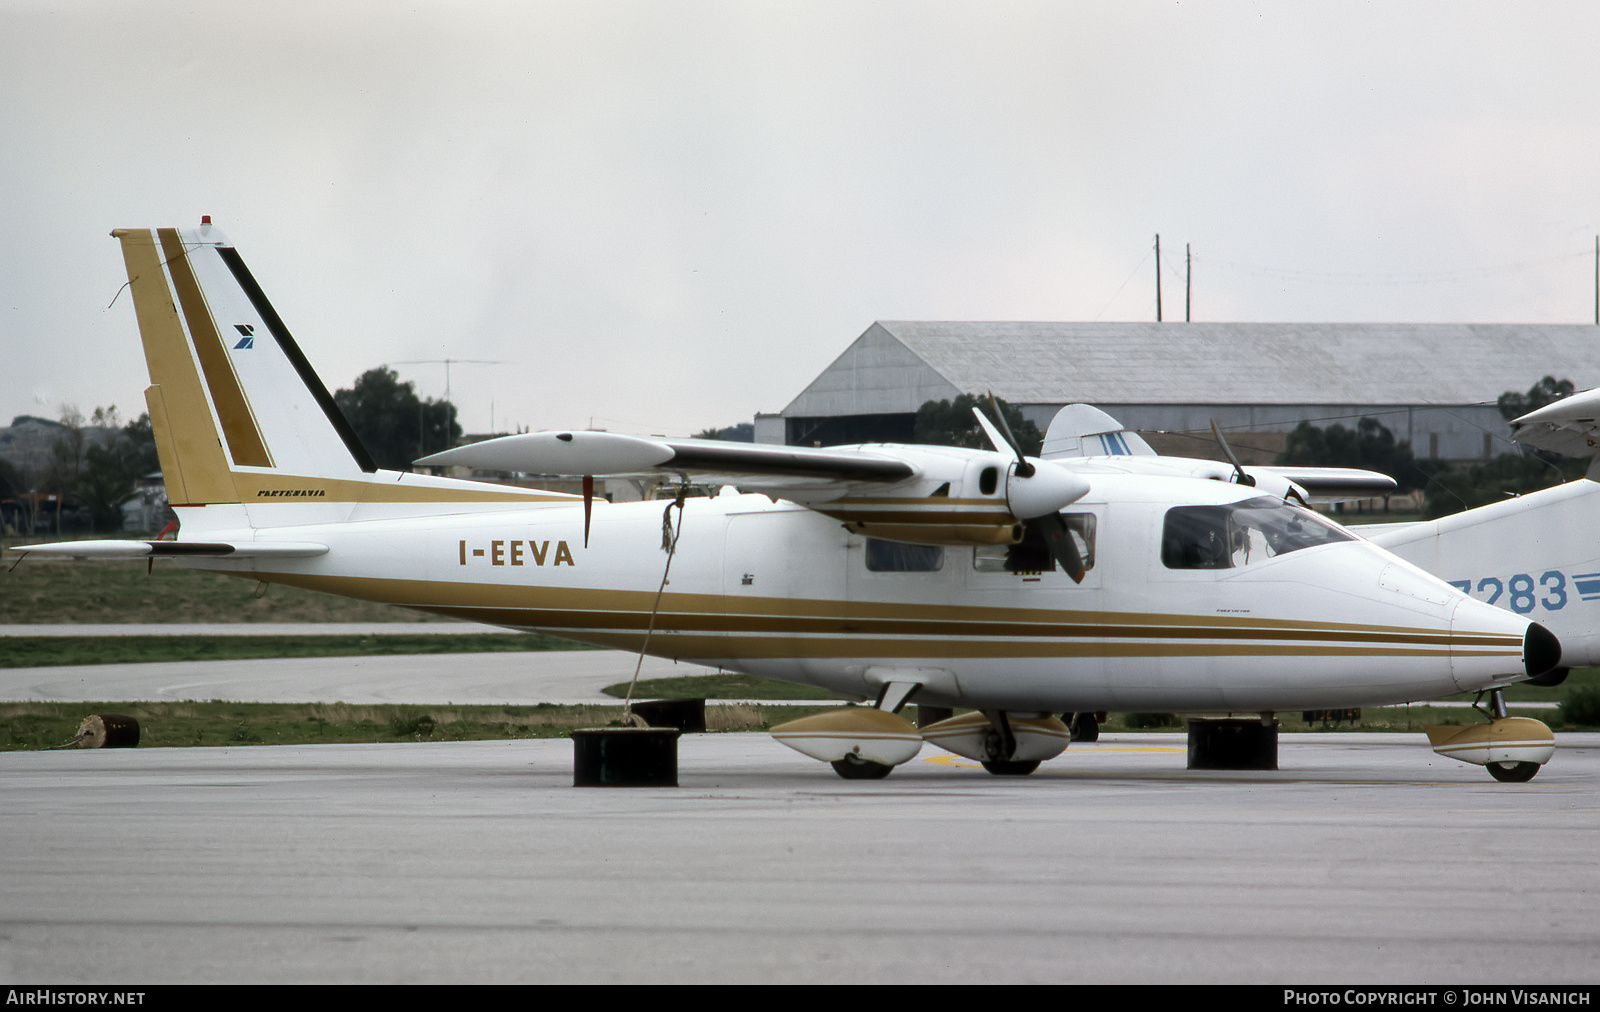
865,539 -> 944,572
974,513 -> 1096,574
1161,497 -> 1353,570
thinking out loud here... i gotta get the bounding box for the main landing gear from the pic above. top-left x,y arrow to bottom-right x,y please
770,681 -> 1075,779
920,711 -> 1070,776
831,754 -> 894,780
1424,688 -> 1554,783
1066,711 -> 1103,742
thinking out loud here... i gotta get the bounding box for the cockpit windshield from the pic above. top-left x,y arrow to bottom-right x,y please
1161,496 -> 1354,570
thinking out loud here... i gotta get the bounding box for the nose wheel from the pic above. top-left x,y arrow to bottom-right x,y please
1487,761 -> 1540,783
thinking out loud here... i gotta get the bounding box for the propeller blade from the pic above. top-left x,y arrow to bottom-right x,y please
1210,420 -> 1256,487
582,475 -> 594,548
1032,513 -> 1086,584
986,392 -> 1033,477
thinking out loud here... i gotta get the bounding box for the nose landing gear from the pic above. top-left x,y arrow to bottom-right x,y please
1424,688 -> 1555,782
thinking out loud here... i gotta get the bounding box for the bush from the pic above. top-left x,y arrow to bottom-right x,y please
1123,712 -> 1180,729
389,710 -> 436,737
1559,686 -> 1600,727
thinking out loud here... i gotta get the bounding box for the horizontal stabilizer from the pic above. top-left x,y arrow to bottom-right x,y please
12,540 -> 329,560
1508,387 -> 1600,458
417,432 -> 916,483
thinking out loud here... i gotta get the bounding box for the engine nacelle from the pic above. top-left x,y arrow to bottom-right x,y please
770,709 -> 924,767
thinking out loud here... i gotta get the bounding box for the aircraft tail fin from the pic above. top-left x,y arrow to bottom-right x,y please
112,222 -> 566,515
1040,404 -> 1156,459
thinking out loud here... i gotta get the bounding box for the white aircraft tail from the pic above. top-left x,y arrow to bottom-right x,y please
1366,391 -> 1600,668
1040,404 -> 1156,459
111,223 -> 563,519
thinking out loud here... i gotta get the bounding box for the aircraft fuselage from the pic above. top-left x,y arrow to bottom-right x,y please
190,472 -> 1532,715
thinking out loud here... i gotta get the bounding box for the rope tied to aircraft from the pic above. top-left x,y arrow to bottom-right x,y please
621,484 -> 689,725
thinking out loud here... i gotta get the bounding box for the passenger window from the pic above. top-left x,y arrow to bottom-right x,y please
865,539 -> 944,572
974,513 -> 1096,574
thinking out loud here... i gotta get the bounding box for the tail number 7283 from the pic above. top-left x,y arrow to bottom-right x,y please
1446,570 -> 1595,613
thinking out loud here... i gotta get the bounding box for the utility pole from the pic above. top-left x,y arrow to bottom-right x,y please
1155,234 -> 1163,322
1593,235 -> 1597,325
1186,243 -> 1192,322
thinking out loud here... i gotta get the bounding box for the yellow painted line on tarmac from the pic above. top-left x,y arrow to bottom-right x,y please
923,746 -> 1185,769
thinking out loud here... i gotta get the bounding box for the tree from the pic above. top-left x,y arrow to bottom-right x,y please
1498,376 -> 1574,421
1278,417 -> 1422,492
333,367 -> 461,471
1421,453 -> 1586,518
27,406 -> 159,533
694,423 -> 754,442
914,394 -> 1042,455
1416,375 -> 1589,518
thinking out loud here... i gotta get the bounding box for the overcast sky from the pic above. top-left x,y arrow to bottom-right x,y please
5,1 -> 1600,438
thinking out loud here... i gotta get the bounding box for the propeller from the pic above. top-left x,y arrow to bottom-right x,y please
973,395 -> 1089,583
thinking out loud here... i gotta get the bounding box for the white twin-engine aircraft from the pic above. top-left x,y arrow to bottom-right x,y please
15,223 -> 1572,782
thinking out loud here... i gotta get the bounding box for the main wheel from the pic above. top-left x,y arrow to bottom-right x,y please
1487,761 -> 1540,783
831,755 -> 893,780
1069,713 -> 1099,742
980,759 -> 1041,776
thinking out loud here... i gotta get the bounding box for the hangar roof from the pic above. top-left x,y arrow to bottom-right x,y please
782,321 -> 1600,416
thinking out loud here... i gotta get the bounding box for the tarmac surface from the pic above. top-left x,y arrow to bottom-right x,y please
3,731 -> 1598,984
0,649 -> 720,705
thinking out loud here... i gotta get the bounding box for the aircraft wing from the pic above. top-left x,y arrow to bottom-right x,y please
11,540 -> 329,559
1040,404 -> 1396,501
415,431 -> 916,484
1245,466 -> 1397,500
1508,387 -> 1600,458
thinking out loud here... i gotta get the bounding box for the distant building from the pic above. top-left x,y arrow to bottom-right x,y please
764,321 -> 1600,462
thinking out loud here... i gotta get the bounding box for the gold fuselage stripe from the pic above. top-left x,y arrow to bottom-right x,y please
253,572 -> 1521,660
255,570 -> 1503,636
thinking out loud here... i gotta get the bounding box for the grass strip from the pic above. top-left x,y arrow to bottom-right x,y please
1,557 -> 458,624
0,700 -> 841,750
0,633 -> 593,669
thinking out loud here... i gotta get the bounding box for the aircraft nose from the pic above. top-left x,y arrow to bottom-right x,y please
1447,593 -> 1545,692
1524,621 -> 1562,680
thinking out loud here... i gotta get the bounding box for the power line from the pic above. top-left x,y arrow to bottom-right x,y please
1196,248 -> 1589,288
